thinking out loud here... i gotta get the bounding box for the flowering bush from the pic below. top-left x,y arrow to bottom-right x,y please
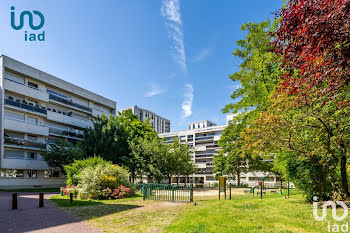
78,164 -> 134,200
61,185 -> 79,198
108,185 -> 132,199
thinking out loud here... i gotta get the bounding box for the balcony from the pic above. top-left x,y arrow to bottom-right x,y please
4,117 -> 49,136
4,78 -> 49,102
195,136 -> 214,141
48,93 -> 92,113
5,98 -> 47,115
47,111 -> 92,129
48,127 -> 84,140
4,137 -> 46,150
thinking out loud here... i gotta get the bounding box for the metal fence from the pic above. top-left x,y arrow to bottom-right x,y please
142,183 -> 193,203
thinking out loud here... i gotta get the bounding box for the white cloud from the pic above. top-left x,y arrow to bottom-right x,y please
181,83 -> 193,118
161,0 -> 186,72
145,84 -> 166,97
192,47 -> 212,62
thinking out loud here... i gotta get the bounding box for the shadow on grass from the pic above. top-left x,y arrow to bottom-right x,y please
50,195 -> 143,219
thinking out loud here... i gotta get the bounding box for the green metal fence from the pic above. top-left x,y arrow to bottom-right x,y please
142,183 -> 193,203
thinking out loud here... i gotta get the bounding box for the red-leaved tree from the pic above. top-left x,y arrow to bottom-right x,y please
274,0 -> 349,98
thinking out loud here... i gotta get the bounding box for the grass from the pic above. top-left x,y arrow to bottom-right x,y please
51,189 -> 349,233
0,188 -> 60,193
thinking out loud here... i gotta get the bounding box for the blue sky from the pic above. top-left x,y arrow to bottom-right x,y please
0,0 -> 282,131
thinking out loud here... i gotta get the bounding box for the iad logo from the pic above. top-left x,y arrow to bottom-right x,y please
313,196 -> 349,232
10,6 -> 45,41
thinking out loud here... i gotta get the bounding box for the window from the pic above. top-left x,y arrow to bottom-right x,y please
5,73 -> 25,84
4,111 -> 25,121
6,132 -> 24,139
44,171 -> 60,178
27,152 -> 37,160
4,150 -> 24,159
1,169 -> 24,178
27,135 -> 38,141
28,82 -> 38,89
249,177 -> 258,181
27,170 -> 37,178
27,117 -> 38,124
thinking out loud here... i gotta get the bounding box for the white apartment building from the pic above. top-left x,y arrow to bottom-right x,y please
121,105 -> 170,134
159,119 -> 282,187
0,56 -> 116,188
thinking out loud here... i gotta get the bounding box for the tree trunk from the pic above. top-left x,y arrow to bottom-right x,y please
168,176 -> 171,184
176,176 -> 179,185
340,154 -> 349,199
132,169 -> 135,183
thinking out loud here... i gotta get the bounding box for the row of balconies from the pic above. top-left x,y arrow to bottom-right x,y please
4,117 -> 85,140
4,78 -> 101,117
4,137 -> 46,150
5,98 -> 47,115
5,97 -> 92,129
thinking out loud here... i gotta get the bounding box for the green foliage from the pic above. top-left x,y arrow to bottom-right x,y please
130,137 -> 170,182
170,139 -> 197,182
82,110 -> 157,181
214,115 -> 273,184
130,138 -> 197,183
41,138 -> 85,172
78,164 -> 131,200
64,156 -> 111,185
223,19 -> 282,116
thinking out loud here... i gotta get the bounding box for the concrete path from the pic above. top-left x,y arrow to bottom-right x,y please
0,192 -> 101,233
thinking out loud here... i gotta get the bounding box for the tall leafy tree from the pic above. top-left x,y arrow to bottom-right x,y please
223,19 -> 282,118
41,138 -> 85,172
82,110 -> 157,182
170,139 -> 197,184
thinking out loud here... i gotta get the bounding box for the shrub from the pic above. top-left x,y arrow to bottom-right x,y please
64,156 -> 111,185
78,164 -> 133,200
61,185 -> 79,198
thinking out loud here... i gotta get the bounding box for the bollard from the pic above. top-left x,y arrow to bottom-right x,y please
39,193 -> 44,208
12,193 -> 18,210
70,193 -> 73,203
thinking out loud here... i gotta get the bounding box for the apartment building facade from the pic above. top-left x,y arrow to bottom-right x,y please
0,56 -> 116,188
159,119 -> 282,187
159,120 -> 225,184
121,105 -> 170,134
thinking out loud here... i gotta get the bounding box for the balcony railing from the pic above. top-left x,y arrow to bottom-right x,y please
5,99 -> 47,115
196,171 -> 213,175
48,127 -> 84,139
4,137 -> 46,149
48,94 -> 92,113
195,136 -> 214,141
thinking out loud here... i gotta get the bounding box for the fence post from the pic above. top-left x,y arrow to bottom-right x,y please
12,193 -> 17,210
70,193 -> 73,203
190,183 -> 193,203
229,183 -> 232,200
142,184 -> 146,200
172,184 -> 175,202
39,193 -> 44,208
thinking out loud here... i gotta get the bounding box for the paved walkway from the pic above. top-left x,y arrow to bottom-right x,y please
0,192 -> 101,233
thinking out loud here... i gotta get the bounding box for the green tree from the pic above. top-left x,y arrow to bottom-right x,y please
223,19 -> 282,118
41,138 -> 84,172
130,137 -> 170,183
170,139 -> 197,184
82,110 -> 157,182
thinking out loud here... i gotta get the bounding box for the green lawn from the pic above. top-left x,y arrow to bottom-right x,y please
0,188 -> 60,193
51,190 -> 347,233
